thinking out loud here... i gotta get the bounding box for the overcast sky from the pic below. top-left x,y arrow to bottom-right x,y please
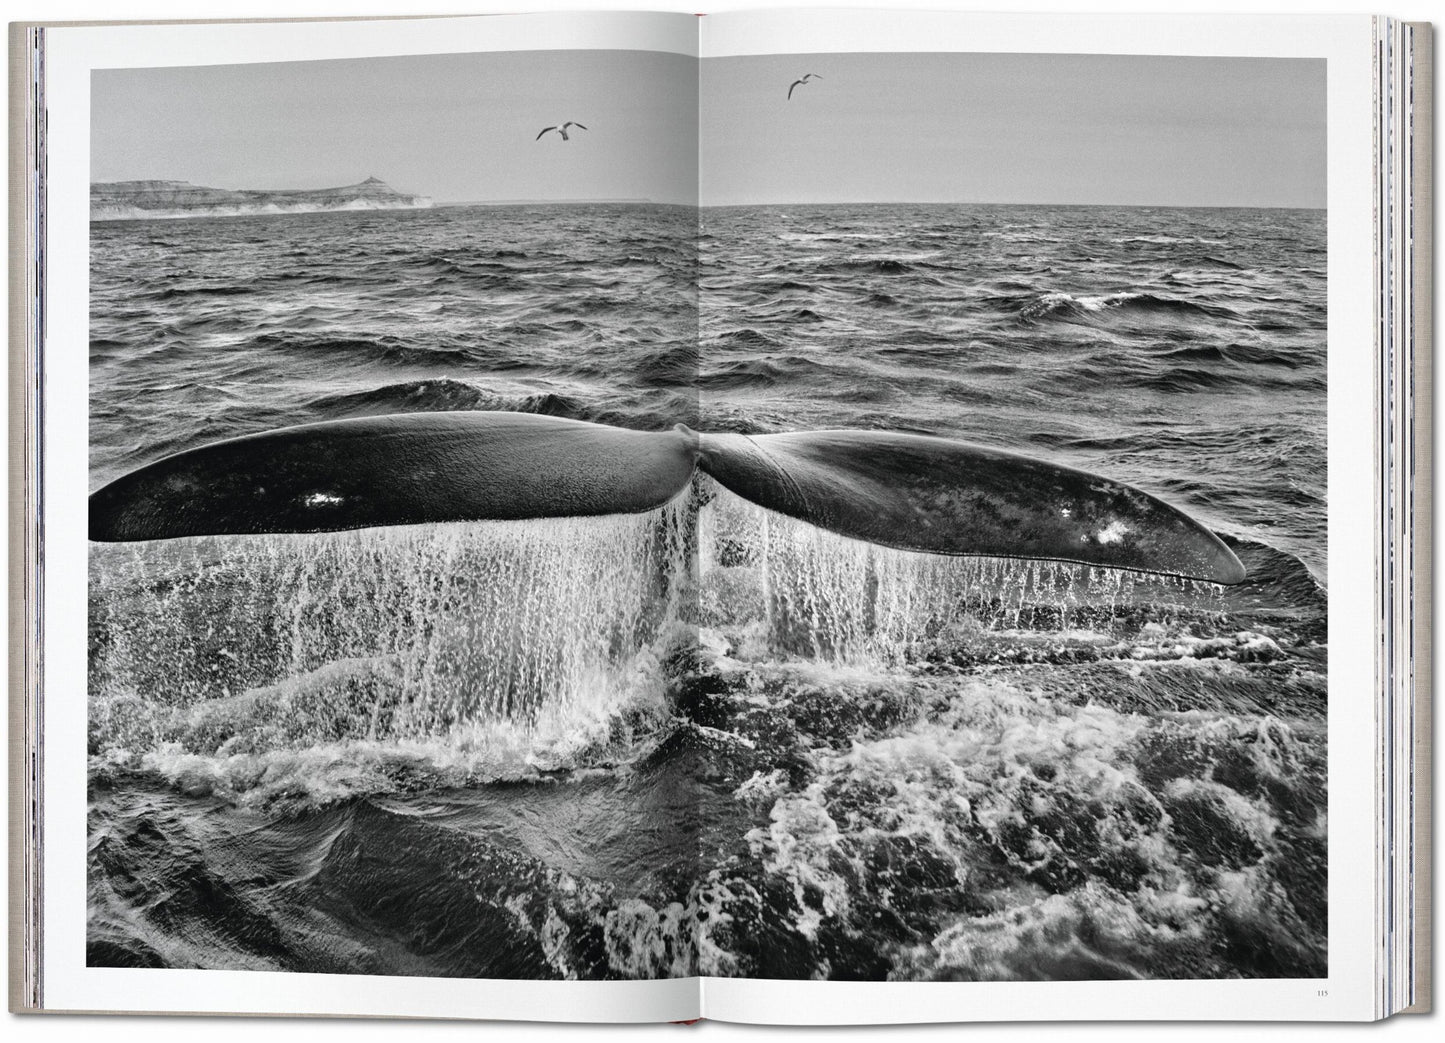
703,52 -> 1325,207
93,50 -> 698,205
93,49 -> 1324,208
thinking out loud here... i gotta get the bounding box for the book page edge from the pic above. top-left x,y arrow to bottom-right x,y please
1403,16 -> 1434,1019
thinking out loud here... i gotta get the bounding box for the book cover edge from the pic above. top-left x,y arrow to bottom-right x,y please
7,19 -> 39,1015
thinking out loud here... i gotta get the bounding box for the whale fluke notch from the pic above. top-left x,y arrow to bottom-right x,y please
88,411 -> 1246,584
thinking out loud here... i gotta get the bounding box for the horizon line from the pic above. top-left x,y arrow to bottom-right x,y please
432,198 -> 1325,211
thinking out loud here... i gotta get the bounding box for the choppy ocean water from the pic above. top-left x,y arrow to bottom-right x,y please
88,203 -> 1327,980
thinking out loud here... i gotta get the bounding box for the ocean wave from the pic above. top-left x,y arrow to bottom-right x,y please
673,646 -> 1325,980
633,347 -> 700,388
90,679 -> 678,813
89,787 -> 692,978
1018,291 -> 1236,324
1133,367 -> 1240,393
1110,234 -> 1226,247
813,257 -> 919,275
306,378 -> 497,415
304,380 -> 592,421
776,231 -> 896,243
1153,342 -> 1301,369
152,283 -> 254,300
1221,535 -> 1327,620
709,327 -> 782,349
246,330 -> 479,367
748,278 -> 818,294
414,253 -> 513,276
697,355 -> 830,391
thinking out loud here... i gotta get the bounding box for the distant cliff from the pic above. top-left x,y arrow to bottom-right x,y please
91,177 -> 433,221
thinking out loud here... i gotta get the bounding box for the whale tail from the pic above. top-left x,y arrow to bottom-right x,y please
697,429 -> 1245,584
88,411 -> 1245,584
88,412 -> 699,542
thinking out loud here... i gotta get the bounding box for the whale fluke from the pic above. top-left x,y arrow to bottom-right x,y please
88,411 -> 1245,583
88,412 -> 697,542
698,429 -> 1245,584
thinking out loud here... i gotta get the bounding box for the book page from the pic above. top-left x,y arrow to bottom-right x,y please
22,4 -> 1394,1027
696,7 -> 1375,1023
41,11 -> 703,1021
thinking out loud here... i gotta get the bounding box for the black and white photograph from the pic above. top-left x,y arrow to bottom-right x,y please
85,43 -> 1327,983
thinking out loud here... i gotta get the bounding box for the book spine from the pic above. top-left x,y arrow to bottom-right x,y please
7,21 -> 45,1015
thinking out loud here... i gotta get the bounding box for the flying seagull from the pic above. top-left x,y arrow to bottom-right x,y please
787,73 -> 822,100
536,121 -> 588,141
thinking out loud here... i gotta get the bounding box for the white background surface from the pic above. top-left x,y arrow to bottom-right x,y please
4,0 -> 1438,1040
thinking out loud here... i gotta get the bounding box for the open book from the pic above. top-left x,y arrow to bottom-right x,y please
8,7 -> 1432,1025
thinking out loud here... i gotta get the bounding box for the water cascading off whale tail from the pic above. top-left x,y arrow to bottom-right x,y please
87,410 -> 1245,584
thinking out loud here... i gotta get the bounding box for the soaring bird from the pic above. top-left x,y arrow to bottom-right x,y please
787,73 -> 822,100
536,121 -> 588,141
